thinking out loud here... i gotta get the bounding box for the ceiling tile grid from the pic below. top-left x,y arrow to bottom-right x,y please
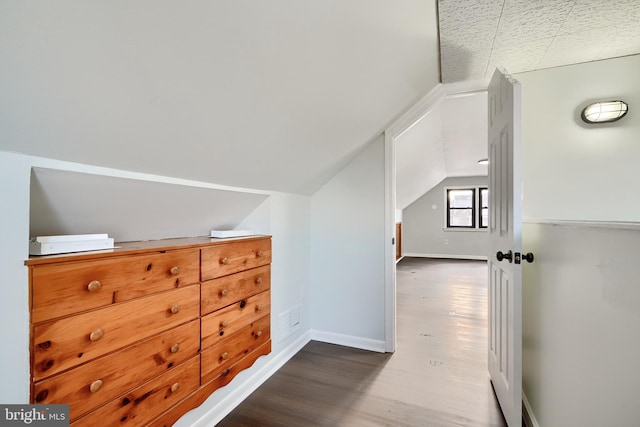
493,2 -> 574,48
439,0 -> 640,82
558,0 -> 640,35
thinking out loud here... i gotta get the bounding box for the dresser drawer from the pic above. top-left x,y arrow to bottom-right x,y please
31,249 -> 200,323
201,315 -> 270,384
201,290 -> 270,349
33,285 -> 200,380
149,340 -> 272,427
33,320 -> 199,420
201,265 -> 270,316
71,355 -> 200,427
200,238 -> 271,281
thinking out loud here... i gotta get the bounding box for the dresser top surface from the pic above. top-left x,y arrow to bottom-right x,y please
25,235 -> 271,266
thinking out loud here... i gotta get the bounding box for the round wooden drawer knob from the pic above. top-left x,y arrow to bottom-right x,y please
221,352 -> 229,360
170,304 -> 180,314
255,277 -> 262,285
89,328 -> 104,342
220,289 -> 229,297
256,330 -> 263,337
170,343 -> 180,353
220,257 -> 229,265
170,382 -> 180,393
256,251 -> 263,257
255,304 -> 264,313
87,280 -> 102,292
170,266 -> 180,275
221,320 -> 229,328
222,368 -> 230,377
90,379 -> 103,393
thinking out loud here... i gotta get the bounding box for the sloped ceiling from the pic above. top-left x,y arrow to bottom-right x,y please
439,0 -> 640,82
0,1 -> 440,195
30,167 -> 268,242
395,87 -> 488,210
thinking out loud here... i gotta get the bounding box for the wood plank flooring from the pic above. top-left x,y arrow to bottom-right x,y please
216,258 -> 507,426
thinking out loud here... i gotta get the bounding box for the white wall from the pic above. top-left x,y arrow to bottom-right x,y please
309,135 -> 386,350
0,153 -> 32,403
29,167 -> 268,242
517,54 -> 640,222
403,176 -> 488,259
0,150 -> 311,424
518,55 -> 640,426
522,221 -> 640,427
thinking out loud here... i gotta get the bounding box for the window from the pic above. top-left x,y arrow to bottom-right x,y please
445,187 -> 488,229
480,188 -> 489,228
447,188 -> 475,228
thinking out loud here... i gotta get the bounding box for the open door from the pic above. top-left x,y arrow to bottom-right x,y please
487,67 -> 522,427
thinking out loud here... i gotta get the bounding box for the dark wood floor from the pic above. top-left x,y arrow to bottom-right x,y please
217,258 -> 507,426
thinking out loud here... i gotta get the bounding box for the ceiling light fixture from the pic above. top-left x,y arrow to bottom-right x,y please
478,159 -> 488,165
581,100 -> 628,124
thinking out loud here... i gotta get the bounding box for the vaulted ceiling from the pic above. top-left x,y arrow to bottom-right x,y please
0,1 -> 440,195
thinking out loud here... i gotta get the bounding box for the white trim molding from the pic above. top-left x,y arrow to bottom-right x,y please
523,218 -> 640,231
522,391 -> 540,427
403,253 -> 487,261
384,83 -> 447,353
310,330 -> 386,353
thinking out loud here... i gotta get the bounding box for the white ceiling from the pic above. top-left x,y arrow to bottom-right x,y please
395,87 -> 488,210
0,1 -> 440,195
439,0 -> 640,82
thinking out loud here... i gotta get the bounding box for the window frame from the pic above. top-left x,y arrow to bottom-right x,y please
446,188 -> 476,228
479,187 -> 489,229
444,186 -> 488,231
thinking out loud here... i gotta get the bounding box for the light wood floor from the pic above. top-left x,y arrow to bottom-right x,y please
216,258 -> 507,426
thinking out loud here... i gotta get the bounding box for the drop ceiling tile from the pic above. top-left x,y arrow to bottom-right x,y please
594,28 -> 640,59
494,2 -> 574,47
538,30 -> 608,68
438,0 -> 640,82
441,59 -> 491,83
438,0 -> 503,30
557,0 -> 640,35
487,38 -> 553,75
502,0 -> 574,15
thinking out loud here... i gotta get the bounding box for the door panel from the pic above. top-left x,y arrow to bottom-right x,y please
487,67 -> 522,427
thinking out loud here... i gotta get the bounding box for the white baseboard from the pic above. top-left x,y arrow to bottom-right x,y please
522,391 -> 540,427
403,252 -> 487,261
310,329 -> 386,353
187,331 -> 312,427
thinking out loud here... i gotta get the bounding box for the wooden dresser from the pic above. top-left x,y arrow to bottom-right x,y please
26,235 -> 272,426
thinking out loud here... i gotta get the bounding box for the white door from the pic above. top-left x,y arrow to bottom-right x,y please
487,67 -> 522,427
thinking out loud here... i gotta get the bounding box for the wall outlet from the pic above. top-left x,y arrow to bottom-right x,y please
278,311 -> 290,342
290,306 -> 300,328
278,305 -> 301,342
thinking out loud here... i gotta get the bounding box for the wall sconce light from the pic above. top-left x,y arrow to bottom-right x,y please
581,100 -> 628,124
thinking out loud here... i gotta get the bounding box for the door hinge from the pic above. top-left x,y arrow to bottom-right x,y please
392,237 -> 395,245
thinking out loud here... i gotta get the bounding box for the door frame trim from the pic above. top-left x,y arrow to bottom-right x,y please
383,78 -> 490,352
